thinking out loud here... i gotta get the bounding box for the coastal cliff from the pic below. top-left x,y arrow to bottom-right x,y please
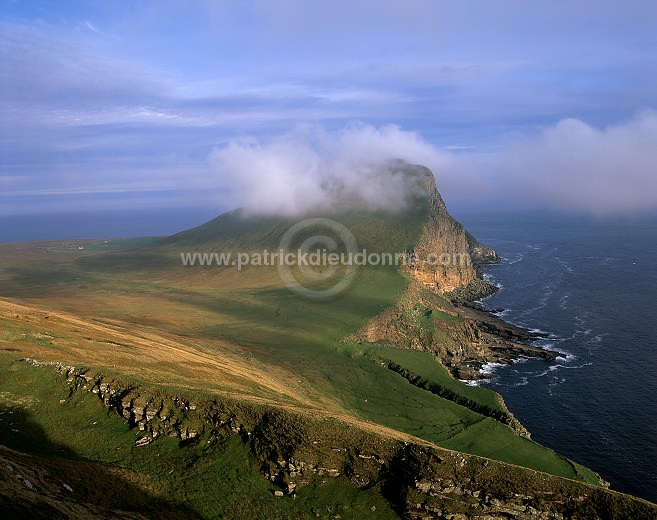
9,359 -> 654,520
4,163 -> 647,518
405,167 -> 498,298
353,167 -> 556,381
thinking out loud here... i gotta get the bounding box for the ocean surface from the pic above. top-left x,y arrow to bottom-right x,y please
458,212 -> 657,503
0,208 -> 219,243
3,209 -> 656,502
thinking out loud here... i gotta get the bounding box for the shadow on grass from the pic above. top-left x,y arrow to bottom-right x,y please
0,405 -> 202,519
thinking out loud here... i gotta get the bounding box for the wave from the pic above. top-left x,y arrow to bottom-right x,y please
511,356 -> 530,365
573,312 -> 592,328
558,259 -> 574,273
465,362 -> 510,385
506,252 -> 524,265
549,333 -> 577,343
538,288 -> 554,307
557,362 -> 592,370
482,272 -> 503,290
547,376 -> 567,395
480,362 -> 506,375
585,333 -> 606,344
534,362 -> 593,378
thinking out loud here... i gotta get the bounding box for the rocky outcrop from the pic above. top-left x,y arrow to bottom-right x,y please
350,281 -> 557,381
18,358 -> 656,520
380,166 -> 543,378
347,167 -> 555,379
404,167 -> 498,298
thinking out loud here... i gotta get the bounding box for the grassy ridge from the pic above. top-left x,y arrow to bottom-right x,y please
0,207 -> 602,484
355,344 -> 509,413
0,356 -> 397,519
0,191 -> 603,488
2,356 -> 653,520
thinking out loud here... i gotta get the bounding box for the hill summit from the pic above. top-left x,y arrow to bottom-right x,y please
2,162 -> 654,518
158,162 -> 498,299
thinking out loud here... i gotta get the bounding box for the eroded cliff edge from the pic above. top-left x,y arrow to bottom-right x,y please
352,166 -> 558,381
406,166 -> 499,297
9,359 -> 654,520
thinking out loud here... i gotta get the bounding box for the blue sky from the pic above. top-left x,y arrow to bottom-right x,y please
2,0 -> 657,227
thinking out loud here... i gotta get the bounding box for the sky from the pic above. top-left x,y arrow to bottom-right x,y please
2,0 -> 657,236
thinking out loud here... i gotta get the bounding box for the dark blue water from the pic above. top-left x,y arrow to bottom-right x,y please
0,208 -> 219,243
458,212 -> 657,503
3,208 -> 656,502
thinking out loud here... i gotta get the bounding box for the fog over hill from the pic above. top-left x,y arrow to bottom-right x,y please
208,124 -> 445,216
208,113 -> 657,219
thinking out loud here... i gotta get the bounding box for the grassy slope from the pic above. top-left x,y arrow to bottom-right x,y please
3,350 -> 652,520
0,203 -> 601,486
0,355 -> 397,519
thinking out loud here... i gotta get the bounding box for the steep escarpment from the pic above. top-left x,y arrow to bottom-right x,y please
405,167 -> 498,297
351,280 -> 556,381
354,167 -> 557,380
352,283 -> 490,375
11,359 -> 656,520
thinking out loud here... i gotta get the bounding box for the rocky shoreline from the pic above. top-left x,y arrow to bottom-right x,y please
450,299 -> 559,381
15,358 -> 651,520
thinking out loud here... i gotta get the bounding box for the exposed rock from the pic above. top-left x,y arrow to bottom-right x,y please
135,436 -> 153,447
16,358 -> 653,520
132,407 -> 145,421
404,167 -> 498,297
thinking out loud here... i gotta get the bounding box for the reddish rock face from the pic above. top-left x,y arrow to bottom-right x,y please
405,167 -> 498,296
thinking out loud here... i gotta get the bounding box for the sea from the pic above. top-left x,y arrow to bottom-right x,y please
2,209 -> 656,503
0,208 -> 219,243
458,211 -> 657,504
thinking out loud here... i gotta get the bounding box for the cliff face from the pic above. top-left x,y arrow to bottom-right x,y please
406,168 -> 498,297
19,359 -> 654,520
353,168 -> 557,380
351,282 -> 500,380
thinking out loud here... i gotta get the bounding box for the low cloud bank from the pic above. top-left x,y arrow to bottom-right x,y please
209,113 -> 657,217
208,123 -> 450,216
495,109 -> 657,215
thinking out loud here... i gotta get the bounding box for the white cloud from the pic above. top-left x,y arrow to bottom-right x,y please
491,110 -> 657,215
208,123 -> 452,216
208,113 -> 657,218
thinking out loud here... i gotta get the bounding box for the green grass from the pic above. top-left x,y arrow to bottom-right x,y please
117,259 -> 600,483
305,348 -> 600,484
0,194 -> 602,487
80,237 -> 161,253
1,355 -> 650,520
0,357 -> 397,519
354,345 -> 506,413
